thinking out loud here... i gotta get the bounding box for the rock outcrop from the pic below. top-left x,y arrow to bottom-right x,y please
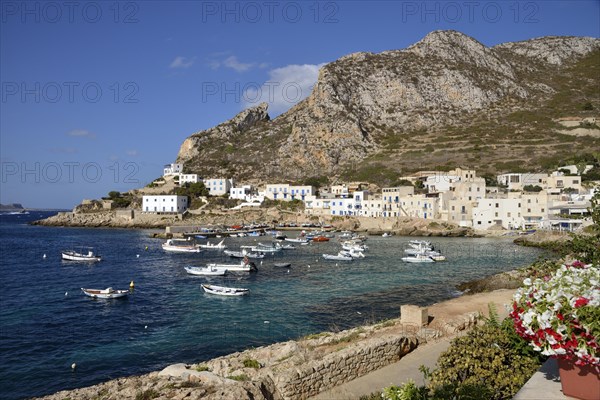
175,31 -> 600,182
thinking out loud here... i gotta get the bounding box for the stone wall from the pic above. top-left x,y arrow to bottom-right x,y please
269,335 -> 418,399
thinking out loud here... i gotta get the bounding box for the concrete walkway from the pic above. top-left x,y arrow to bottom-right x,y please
309,339 -> 452,400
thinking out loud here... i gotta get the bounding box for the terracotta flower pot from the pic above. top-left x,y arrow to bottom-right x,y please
557,358 -> 600,400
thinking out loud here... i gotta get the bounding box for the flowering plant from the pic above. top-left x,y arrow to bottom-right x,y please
510,261 -> 600,367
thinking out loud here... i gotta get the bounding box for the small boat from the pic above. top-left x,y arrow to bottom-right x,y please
201,284 -> 249,296
81,287 -> 129,299
340,249 -> 365,259
382,232 -> 391,237
198,240 -> 227,250
206,259 -> 258,273
250,243 -> 281,253
274,262 -> 291,268
323,253 -> 353,261
401,254 -> 435,263
341,242 -> 368,252
285,237 -> 309,244
408,240 -> 432,248
162,239 -> 202,253
312,236 -> 330,242
224,249 -> 265,259
62,248 -> 102,262
184,266 -> 227,276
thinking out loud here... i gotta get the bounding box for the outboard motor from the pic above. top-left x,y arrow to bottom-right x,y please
249,262 -> 258,272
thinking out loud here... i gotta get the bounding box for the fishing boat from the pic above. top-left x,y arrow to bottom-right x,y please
401,254 -> 435,263
206,259 -> 258,273
198,240 -> 227,250
201,284 -> 249,296
312,236 -> 330,242
184,266 -> 227,276
62,248 -> 102,262
323,253 -> 353,261
81,287 -> 129,299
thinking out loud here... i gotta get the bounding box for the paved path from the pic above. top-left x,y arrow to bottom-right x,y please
309,339 -> 452,400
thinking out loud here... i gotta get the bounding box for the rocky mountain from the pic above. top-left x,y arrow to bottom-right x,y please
0,203 -> 24,211
177,30 -> 600,186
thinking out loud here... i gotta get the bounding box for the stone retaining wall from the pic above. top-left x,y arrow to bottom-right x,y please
269,335 -> 418,399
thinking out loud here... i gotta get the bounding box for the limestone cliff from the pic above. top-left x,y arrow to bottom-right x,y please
176,30 -> 600,184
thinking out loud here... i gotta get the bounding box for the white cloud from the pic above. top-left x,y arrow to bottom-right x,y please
207,54 -> 261,72
243,63 -> 326,115
67,129 -> 95,139
169,56 -> 195,69
223,56 -> 254,72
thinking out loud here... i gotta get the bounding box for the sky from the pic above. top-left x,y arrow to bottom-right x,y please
1,0 -> 599,209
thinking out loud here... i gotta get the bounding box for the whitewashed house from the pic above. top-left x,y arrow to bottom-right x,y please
143,195 -> 188,214
381,186 -> 414,217
265,184 -> 314,201
204,178 -> 234,196
230,185 -> 252,200
399,195 -> 439,219
496,173 -> 547,191
472,198 -> 522,230
163,163 -> 183,176
179,174 -> 199,184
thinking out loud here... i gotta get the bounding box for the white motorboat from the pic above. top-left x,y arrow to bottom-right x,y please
284,237 -> 309,244
341,242 -> 368,252
401,254 -> 435,263
339,249 -> 365,259
250,243 -> 281,253
382,232 -> 391,237
408,240 -> 432,248
206,259 -> 258,273
323,253 -> 353,261
198,240 -> 227,250
184,266 -> 227,276
162,239 -> 202,253
62,248 -> 102,262
81,287 -> 128,299
223,249 -> 265,259
201,284 -> 249,296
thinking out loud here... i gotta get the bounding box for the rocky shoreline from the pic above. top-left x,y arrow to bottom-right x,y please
31,209 -> 476,237
34,289 -> 517,400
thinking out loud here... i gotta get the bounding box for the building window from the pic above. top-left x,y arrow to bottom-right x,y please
495,203 -> 499,208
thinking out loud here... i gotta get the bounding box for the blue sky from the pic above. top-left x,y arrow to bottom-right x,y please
1,0 -> 599,209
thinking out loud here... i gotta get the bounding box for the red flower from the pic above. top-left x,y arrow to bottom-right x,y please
574,297 -> 589,308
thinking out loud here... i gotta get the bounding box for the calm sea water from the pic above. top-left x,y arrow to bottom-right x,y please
0,212 -> 544,399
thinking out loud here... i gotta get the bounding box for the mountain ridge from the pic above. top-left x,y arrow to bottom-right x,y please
177,30 -> 600,186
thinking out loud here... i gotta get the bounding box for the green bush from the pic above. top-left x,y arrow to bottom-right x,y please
242,359 -> 261,369
427,322 -> 541,399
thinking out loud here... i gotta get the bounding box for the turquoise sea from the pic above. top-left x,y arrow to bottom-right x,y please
0,212 -> 544,399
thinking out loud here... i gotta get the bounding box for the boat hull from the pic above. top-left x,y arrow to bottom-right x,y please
201,284 -> 249,296
184,266 -> 227,276
62,252 -> 102,262
81,288 -> 128,299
